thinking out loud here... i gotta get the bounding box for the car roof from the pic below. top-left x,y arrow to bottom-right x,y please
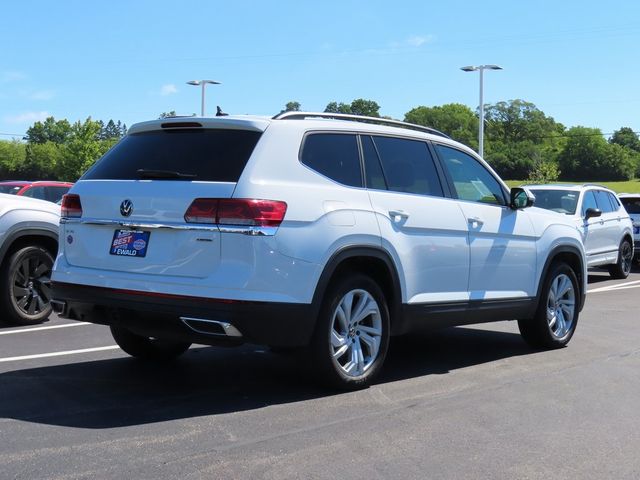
618,193 -> 640,198
524,183 -> 616,193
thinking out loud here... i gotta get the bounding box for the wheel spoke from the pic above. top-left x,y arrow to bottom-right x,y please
335,306 -> 348,333
17,296 -> 29,309
38,282 -> 52,302
333,344 -> 349,360
27,297 -> 37,315
331,330 -> 347,348
13,285 -> 29,298
358,324 -> 381,336
359,331 -> 379,360
341,291 -> 354,324
33,262 -> 49,278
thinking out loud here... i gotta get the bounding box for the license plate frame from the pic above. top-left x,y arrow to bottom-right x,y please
109,229 -> 150,258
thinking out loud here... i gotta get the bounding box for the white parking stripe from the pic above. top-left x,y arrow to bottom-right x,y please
588,280 -> 640,294
0,322 -> 90,336
0,345 -> 120,363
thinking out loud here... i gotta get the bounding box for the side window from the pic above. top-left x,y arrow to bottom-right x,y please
435,144 -> 506,206
300,133 -> 362,187
22,186 -> 46,200
581,190 -> 598,216
607,192 -> 621,211
594,190 -> 615,213
371,136 -> 443,197
361,136 -> 387,190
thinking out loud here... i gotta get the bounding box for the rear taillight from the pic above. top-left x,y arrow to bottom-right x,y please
184,199 -> 287,228
61,194 -> 82,218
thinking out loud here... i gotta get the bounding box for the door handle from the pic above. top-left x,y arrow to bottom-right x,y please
468,216 -> 484,226
388,210 -> 409,221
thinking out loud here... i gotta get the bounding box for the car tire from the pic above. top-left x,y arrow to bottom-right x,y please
608,239 -> 633,279
518,262 -> 579,350
309,273 -> 390,390
0,245 -> 54,326
110,325 -> 191,360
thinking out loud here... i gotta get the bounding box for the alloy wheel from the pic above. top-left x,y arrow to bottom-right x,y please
546,273 -> 576,339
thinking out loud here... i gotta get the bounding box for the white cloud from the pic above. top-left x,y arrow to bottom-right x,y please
160,84 -> 178,96
2,71 -> 28,83
406,35 -> 434,47
29,90 -> 55,100
4,111 -> 50,124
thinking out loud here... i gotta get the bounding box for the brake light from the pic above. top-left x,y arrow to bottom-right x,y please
61,194 -> 82,218
184,199 -> 287,227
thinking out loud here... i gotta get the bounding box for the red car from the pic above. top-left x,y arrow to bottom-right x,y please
0,181 -> 73,203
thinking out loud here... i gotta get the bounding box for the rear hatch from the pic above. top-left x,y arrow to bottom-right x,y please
620,197 -> 640,239
62,122 -> 264,278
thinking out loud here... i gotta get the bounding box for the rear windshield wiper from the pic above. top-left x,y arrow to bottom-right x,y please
136,169 -> 197,180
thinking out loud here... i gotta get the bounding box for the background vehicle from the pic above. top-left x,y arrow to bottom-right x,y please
0,194 -> 59,325
52,113 -> 587,389
618,193 -> 640,263
526,184 -> 634,278
0,181 -> 74,204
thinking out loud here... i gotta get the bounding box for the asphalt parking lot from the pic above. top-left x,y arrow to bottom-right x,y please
1,267 -> 639,479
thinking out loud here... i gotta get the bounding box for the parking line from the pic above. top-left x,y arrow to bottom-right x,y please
0,322 -> 90,336
588,280 -> 640,294
0,345 -> 120,363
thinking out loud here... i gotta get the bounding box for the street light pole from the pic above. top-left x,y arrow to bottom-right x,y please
460,65 -> 502,158
186,80 -> 221,117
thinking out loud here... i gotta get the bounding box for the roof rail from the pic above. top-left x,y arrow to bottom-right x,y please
272,111 -> 450,139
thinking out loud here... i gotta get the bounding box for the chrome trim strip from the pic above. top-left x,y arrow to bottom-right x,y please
61,217 -> 219,232
179,317 -> 243,337
60,218 -> 277,235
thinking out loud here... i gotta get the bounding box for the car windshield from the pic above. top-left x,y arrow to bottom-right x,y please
620,197 -> 640,214
529,189 -> 579,215
0,185 -> 23,194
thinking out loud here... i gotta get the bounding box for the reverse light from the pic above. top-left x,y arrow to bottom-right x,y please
61,194 -> 82,218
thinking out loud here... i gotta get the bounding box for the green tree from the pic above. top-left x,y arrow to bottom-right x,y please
23,142 -> 64,179
610,127 -> 640,152
558,127 -> 636,181
0,140 -> 27,178
324,101 -> 352,114
284,101 -> 301,112
349,98 -> 380,117
404,103 -> 478,149
57,118 -> 104,180
483,99 -> 565,179
25,117 -> 72,144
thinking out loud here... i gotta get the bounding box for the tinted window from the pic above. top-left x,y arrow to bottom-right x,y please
581,190 -> 598,215
528,189 -> 578,215
436,144 -> 506,205
301,134 -> 362,187
372,136 -> 443,196
83,129 -> 262,181
620,197 -> 640,214
0,185 -> 22,194
607,192 -> 621,211
594,190 -> 615,213
46,186 -> 70,203
361,136 -> 387,190
22,186 -> 47,200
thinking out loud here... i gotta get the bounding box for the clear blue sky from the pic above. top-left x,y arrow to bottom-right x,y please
1,0 -> 639,139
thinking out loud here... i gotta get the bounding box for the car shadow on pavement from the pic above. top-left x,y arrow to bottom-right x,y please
0,326 -> 532,429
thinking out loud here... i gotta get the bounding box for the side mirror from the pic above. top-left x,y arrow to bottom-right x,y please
584,208 -> 602,220
510,187 -> 535,210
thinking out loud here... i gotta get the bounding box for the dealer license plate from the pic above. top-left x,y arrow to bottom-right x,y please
109,229 -> 150,257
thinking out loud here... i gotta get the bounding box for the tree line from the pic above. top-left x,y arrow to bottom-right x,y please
1,99 -> 639,182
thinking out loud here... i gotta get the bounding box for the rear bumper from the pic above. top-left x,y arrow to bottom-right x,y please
52,282 -> 317,347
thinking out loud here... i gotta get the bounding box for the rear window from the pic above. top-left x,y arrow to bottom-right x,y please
620,197 -> 640,214
528,189 -> 578,215
83,129 -> 262,181
0,185 -> 22,194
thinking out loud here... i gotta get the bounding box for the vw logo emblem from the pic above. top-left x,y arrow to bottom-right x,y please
120,199 -> 133,217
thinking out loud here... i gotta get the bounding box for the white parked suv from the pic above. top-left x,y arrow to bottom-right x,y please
52,113 -> 587,389
525,185 -> 634,278
0,193 -> 59,325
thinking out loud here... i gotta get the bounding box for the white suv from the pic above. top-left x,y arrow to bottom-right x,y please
525,185 -> 634,278
618,194 -> 640,263
52,113 -> 587,389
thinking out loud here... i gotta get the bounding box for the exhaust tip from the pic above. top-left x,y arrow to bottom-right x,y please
180,317 -> 243,337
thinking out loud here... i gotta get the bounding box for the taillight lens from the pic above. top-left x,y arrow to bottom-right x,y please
184,198 -> 218,224
61,194 -> 82,218
184,199 -> 287,227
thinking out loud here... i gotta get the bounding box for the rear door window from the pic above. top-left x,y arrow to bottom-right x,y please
594,190 -> 615,213
371,136 -> 443,197
300,133 -> 362,187
83,129 -> 262,182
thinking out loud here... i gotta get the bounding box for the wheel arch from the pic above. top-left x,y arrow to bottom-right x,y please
536,245 -> 586,314
0,229 -> 59,268
311,246 -> 404,334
